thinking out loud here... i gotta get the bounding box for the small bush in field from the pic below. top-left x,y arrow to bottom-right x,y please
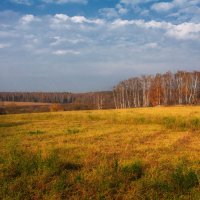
0,146 -> 82,199
28,130 -> 45,135
65,128 -> 80,134
162,116 -> 187,130
122,161 -> 143,181
162,116 -> 176,129
151,181 -> 172,192
190,118 -> 200,130
0,107 -> 7,115
2,148 -> 65,178
113,159 -> 119,173
98,160 -> 144,195
162,116 -> 200,131
53,172 -> 69,192
50,104 -> 64,112
171,165 -> 199,193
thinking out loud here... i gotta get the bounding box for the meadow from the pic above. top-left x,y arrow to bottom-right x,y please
0,106 -> 200,200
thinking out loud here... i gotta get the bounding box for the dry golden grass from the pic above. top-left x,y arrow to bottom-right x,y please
1,101 -> 51,106
0,106 -> 200,199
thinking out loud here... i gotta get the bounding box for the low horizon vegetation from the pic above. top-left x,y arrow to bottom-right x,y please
1,71 -> 200,114
0,106 -> 200,199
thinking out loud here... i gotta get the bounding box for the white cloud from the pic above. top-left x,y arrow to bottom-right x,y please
53,14 -> 69,23
166,22 -> 200,39
50,36 -> 86,46
116,4 -> 128,15
111,19 -> 132,27
144,42 -> 158,48
99,8 -> 119,19
71,16 -> 87,23
52,14 -> 104,25
11,0 -> 88,5
152,0 -> 200,13
20,14 -> 35,25
71,16 -> 104,24
52,49 -> 80,55
118,8 -> 128,14
117,0 -> 156,18
111,19 -> 169,29
42,0 -> 87,4
120,0 -> 153,5
10,0 -> 32,5
0,43 -> 11,48
1,13 -> 200,91
111,19 -> 200,40
50,36 -> 65,46
151,2 -> 174,12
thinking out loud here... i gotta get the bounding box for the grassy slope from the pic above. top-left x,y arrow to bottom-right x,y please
0,106 -> 200,199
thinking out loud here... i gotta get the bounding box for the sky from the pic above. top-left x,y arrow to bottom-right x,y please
0,0 -> 200,92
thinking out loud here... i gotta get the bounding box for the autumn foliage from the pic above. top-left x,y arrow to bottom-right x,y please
0,71 -> 200,113
113,71 -> 200,108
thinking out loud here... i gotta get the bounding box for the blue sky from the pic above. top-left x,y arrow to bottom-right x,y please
0,0 -> 200,92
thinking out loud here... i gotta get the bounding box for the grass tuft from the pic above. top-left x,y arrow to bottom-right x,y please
0,146 -> 82,199
65,127 -> 81,134
171,165 -> 199,193
28,130 -> 45,135
190,118 -> 200,131
121,161 -> 144,181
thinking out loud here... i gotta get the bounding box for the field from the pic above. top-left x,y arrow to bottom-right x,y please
0,101 -> 99,114
1,102 -> 52,106
0,106 -> 200,199
0,101 -> 52,114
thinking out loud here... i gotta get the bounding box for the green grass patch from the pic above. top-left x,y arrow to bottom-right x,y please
121,161 -> 144,181
28,130 -> 45,135
0,122 -> 27,128
162,116 -> 200,131
190,118 -> 200,131
151,180 -> 172,193
0,146 -> 82,199
171,164 -> 199,193
147,164 -> 199,196
65,128 -> 81,134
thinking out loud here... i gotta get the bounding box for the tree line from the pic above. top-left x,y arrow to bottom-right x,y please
113,71 -> 200,108
0,71 -> 200,112
0,91 -> 114,110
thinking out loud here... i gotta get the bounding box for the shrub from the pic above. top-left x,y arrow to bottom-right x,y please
88,114 -> 103,121
122,161 -> 143,181
113,159 -> 119,173
171,165 -> 199,193
152,180 -> 172,193
0,156 -> 4,164
162,116 -> 200,131
0,107 -> 6,115
28,130 -> 45,135
190,118 -> 200,131
2,147 -> 82,179
162,116 -> 176,129
3,149 -> 40,178
53,172 -> 69,192
50,104 -> 64,112
0,147 -> 82,199
134,116 -> 150,124
65,128 -> 80,134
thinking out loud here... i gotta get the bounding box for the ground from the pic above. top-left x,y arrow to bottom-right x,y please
0,106 -> 200,199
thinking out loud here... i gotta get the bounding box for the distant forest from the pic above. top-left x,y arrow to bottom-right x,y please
113,70 -> 200,108
1,71 -> 200,112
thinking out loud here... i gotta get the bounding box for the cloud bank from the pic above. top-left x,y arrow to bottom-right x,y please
0,0 -> 200,91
